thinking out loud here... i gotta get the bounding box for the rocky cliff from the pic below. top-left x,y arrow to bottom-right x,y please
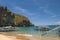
0,6 -> 33,27
14,14 -> 33,26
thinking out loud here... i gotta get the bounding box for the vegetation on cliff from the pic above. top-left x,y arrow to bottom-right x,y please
0,6 -> 33,27
14,14 -> 33,26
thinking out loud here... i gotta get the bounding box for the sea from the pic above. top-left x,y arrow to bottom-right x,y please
13,25 -> 60,37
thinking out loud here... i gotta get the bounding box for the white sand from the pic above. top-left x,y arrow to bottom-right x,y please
17,34 -> 32,37
0,34 -> 16,40
0,32 -> 59,40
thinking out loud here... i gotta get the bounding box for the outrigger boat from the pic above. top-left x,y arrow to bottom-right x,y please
0,26 -> 16,31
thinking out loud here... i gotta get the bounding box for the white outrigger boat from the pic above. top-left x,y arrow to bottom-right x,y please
0,26 -> 16,31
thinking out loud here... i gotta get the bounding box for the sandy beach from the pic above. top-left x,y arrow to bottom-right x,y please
0,32 -> 59,40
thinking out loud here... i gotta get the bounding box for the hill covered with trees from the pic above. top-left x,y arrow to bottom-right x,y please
0,6 -> 33,27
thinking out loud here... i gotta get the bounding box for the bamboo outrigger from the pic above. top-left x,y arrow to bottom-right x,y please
0,26 -> 16,31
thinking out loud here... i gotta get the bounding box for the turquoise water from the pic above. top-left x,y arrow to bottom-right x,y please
13,26 -> 60,36
15,27 -> 41,36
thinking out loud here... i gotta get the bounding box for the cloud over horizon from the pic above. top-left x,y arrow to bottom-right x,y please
56,21 -> 60,25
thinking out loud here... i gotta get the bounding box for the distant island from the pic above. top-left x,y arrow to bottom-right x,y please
0,6 -> 34,27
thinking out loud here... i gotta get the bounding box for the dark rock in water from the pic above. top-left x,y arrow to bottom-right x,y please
35,27 -> 51,31
47,25 -> 59,29
0,6 -> 33,27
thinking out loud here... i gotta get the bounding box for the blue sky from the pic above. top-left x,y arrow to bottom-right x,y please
0,0 -> 60,26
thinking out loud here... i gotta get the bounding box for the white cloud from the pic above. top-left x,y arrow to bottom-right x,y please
37,0 -> 57,18
34,0 -> 55,17
43,9 -> 57,18
15,7 -> 26,13
56,21 -> 60,25
33,0 -> 57,18
51,15 -> 57,18
13,6 -> 36,16
44,9 -> 53,15
13,6 -> 41,20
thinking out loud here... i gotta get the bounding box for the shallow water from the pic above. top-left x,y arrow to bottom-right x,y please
13,26 -> 60,37
15,27 -> 41,36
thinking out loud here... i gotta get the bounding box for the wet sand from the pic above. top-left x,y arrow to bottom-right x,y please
0,32 -> 59,40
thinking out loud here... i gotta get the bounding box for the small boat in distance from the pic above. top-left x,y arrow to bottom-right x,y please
0,26 -> 16,31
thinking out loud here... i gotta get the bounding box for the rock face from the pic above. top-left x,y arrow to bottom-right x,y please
0,6 -> 33,27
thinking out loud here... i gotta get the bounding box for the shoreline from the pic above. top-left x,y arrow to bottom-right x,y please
0,32 -> 40,40
0,32 -> 59,40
